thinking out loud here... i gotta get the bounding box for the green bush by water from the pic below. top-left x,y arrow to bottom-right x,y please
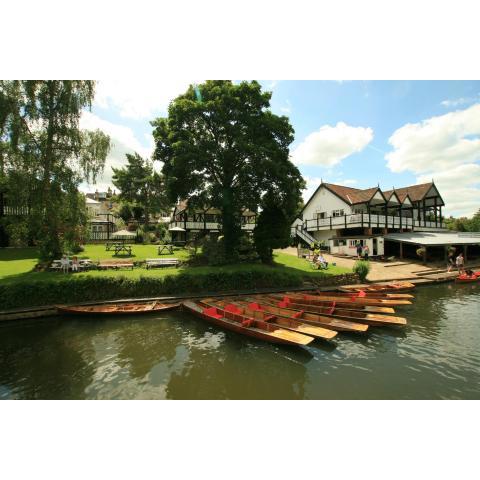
353,260 -> 371,282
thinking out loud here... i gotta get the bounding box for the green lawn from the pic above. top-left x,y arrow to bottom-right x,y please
0,245 -> 350,285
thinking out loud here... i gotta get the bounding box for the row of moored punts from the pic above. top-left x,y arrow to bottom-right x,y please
56,281 -> 416,349
182,282 -> 416,348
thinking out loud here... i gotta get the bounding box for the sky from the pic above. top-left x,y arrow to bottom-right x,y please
80,80 -> 480,218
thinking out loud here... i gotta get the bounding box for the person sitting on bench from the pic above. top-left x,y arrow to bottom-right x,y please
316,253 -> 328,269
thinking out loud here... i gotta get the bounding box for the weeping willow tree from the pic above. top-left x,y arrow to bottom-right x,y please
0,81 -> 111,259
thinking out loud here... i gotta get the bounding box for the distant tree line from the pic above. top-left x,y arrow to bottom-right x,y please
444,210 -> 480,232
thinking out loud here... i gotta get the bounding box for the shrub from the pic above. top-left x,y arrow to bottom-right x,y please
353,260 -> 371,282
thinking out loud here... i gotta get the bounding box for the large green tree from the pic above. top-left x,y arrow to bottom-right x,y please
152,80 -> 305,256
0,81 -> 111,258
112,153 -> 169,229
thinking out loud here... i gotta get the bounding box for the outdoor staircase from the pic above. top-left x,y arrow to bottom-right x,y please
292,224 -> 316,247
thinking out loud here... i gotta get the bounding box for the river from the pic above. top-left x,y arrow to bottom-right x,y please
0,283 -> 479,399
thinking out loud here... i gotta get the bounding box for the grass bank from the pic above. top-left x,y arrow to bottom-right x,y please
0,246 -> 353,309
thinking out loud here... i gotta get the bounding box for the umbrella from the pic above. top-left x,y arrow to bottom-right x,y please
112,229 -> 136,241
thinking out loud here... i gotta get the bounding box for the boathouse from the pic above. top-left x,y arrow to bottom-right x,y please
291,180 -> 461,259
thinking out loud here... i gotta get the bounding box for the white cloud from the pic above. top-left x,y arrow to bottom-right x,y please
280,99 -> 291,114
343,179 -> 358,185
79,111 -> 155,192
292,122 -> 373,167
386,105 -> 480,217
386,103 -> 480,174
441,94 -> 480,108
94,79 -> 199,119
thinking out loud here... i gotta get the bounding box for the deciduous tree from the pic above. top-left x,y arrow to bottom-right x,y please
152,80 -> 305,257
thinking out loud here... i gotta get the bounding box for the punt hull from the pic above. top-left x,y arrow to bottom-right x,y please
56,302 -> 180,315
182,301 -> 313,347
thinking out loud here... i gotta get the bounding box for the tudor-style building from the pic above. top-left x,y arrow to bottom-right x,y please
292,181 -> 447,256
168,200 -> 257,243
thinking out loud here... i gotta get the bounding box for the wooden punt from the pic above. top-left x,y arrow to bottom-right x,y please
56,301 -> 180,315
314,290 -> 414,300
256,296 -> 407,327
281,292 -> 411,307
340,282 -> 416,293
235,298 -> 369,333
182,301 -> 314,347
204,299 -> 338,341
267,293 -> 396,313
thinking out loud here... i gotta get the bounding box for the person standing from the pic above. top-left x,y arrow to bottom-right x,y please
455,252 -> 465,274
356,243 -> 363,259
447,250 -> 455,273
363,244 -> 370,261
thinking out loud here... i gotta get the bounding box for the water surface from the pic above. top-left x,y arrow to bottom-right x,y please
0,283 -> 479,399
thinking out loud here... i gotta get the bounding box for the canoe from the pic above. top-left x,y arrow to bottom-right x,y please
340,282 -> 416,293
205,299 -> 338,341
255,296 -> 407,327
56,301 -> 180,315
281,292 -> 411,307
236,298 -> 369,333
182,300 -> 314,347
323,290 -> 414,299
267,293 -> 396,313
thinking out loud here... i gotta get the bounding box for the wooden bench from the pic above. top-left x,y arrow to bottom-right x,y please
98,261 -> 134,270
105,242 -> 119,251
145,258 -> 180,269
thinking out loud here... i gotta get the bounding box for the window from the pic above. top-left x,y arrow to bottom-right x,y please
316,212 -> 326,219
353,208 -> 364,214
332,209 -> 344,217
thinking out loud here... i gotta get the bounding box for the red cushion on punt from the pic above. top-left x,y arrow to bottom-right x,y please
327,301 -> 336,315
224,304 -> 241,314
292,310 -> 304,318
242,319 -> 254,327
357,290 -> 366,297
203,307 -> 223,319
248,302 -> 262,310
282,296 -> 291,304
278,301 -> 289,308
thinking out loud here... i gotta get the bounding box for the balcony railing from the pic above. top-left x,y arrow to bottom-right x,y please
303,213 -> 446,231
170,221 -> 256,231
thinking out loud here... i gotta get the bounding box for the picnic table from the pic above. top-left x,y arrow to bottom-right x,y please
158,244 -> 174,255
50,259 -> 95,271
113,244 -> 132,256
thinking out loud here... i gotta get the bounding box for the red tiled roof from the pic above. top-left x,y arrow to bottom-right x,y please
389,183 -> 434,202
323,183 -> 381,205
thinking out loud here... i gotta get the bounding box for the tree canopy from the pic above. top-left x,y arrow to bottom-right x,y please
112,152 -> 169,229
0,80 -> 111,258
152,80 -> 304,256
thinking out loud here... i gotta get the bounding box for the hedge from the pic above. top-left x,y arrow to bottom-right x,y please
0,270 -> 308,310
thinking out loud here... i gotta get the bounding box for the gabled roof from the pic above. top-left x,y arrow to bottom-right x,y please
301,180 -> 445,216
390,182 -> 433,202
323,183 -> 384,205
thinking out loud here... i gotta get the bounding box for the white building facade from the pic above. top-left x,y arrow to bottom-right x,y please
292,181 -> 447,257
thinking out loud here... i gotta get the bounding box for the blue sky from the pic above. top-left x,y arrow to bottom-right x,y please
81,80 -> 480,217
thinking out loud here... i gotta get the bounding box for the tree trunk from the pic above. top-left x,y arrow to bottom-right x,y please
221,186 -> 240,258
40,81 -> 61,260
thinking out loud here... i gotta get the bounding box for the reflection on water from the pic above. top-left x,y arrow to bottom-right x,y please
0,284 -> 479,399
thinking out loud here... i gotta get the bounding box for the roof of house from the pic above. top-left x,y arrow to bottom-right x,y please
323,183 -> 381,205
86,197 -> 101,204
383,183 -> 434,202
302,181 -> 440,215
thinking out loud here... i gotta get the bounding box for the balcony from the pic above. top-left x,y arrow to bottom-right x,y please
169,221 -> 256,231
303,213 -> 446,232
